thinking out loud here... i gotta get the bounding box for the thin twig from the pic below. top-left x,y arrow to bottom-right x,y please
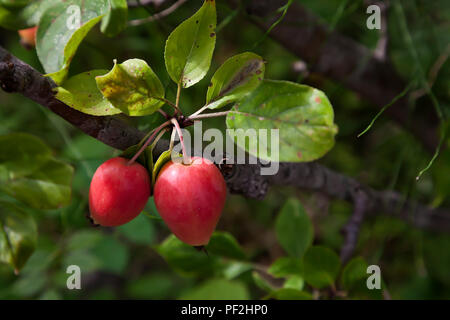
128,0 -> 167,8
188,111 -> 230,120
189,104 -> 210,118
128,0 -> 188,26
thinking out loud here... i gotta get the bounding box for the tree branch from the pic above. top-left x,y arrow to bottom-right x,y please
1,46 -> 449,236
340,188 -> 369,263
0,47 -> 145,150
227,0 -> 440,153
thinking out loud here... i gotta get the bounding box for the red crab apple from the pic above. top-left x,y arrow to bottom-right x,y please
154,157 -> 227,246
18,26 -> 37,48
89,157 -> 151,227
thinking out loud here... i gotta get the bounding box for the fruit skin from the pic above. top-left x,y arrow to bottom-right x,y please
89,157 -> 151,227
154,157 -> 227,246
18,26 -> 37,48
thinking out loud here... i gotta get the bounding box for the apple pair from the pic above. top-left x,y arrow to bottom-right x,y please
88,156 -> 227,246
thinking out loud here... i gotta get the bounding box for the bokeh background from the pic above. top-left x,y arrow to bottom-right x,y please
0,0 -> 449,299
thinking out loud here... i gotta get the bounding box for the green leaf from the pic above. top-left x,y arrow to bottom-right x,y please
340,257 -> 368,291
155,234 -> 219,276
4,159 -> 74,209
90,235 -> 129,274
271,288 -> 312,300
36,0 -> 108,84
0,200 -> 37,272
206,52 -> 265,109
283,275 -> 304,290
164,0 -> 216,88
152,150 -> 173,186
0,133 -> 51,178
206,231 -> 246,260
302,246 -> 341,289
180,278 -> 249,300
126,273 -> 175,299
267,257 -> 302,278
0,0 -> 31,7
66,230 -> 103,251
275,198 -> 313,258
0,133 -> 74,209
116,214 -> 156,245
226,80 -> 338,162
0,0 -> 59,30
100,0 -> 128,37
96,59 -> 165,116
423,233 -> 450,287
222,261 -> 252,280
55,70 -> 122,116
252,271 -> 275,293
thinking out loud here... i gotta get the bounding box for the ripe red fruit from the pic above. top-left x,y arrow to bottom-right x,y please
154,157 -> 227,246
18,26 -> 37,48
89,157 -> 151,227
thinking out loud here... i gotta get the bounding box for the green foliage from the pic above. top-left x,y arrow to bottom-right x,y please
164,0 -> 216,88
302,246 -> 341,289
0,201 -> 37,273
423,233 -> 450,287
268,257 -> 302,278
180,278 -> 249,300
155,235 -> 219,276
340,257 -> 368,291
252,271 -> 275,293
0,0 -> 58,30
96,59 -> 165,116
152,150 -> 173,185
275,198 -> 314,258
55,70 -> 122,116
0,133 -> 73,209
36,1 -> 108,84
206,52 -> 265,109
206,231 -> 246,260
283,275 -> 305,291
116,213 -> 156,245
270,288 -> 312,300
226,80 -> 338,162
100,0 -> 128,37
64,230 -> 129,274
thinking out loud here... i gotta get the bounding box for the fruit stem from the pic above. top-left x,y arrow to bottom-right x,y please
151,127 -> 170,152
170,118 -> 190,164
128,120 -> 171,165
158,109 -> 169,118
169,127 -> 177,151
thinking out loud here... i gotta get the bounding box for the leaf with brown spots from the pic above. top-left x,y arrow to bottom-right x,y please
55,70 -> 121,116
164,0 -> 216,88
226,80 -> 338,162
96,59 -> 165,116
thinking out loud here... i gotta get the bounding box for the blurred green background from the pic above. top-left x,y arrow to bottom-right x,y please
0,0 -> 449,299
